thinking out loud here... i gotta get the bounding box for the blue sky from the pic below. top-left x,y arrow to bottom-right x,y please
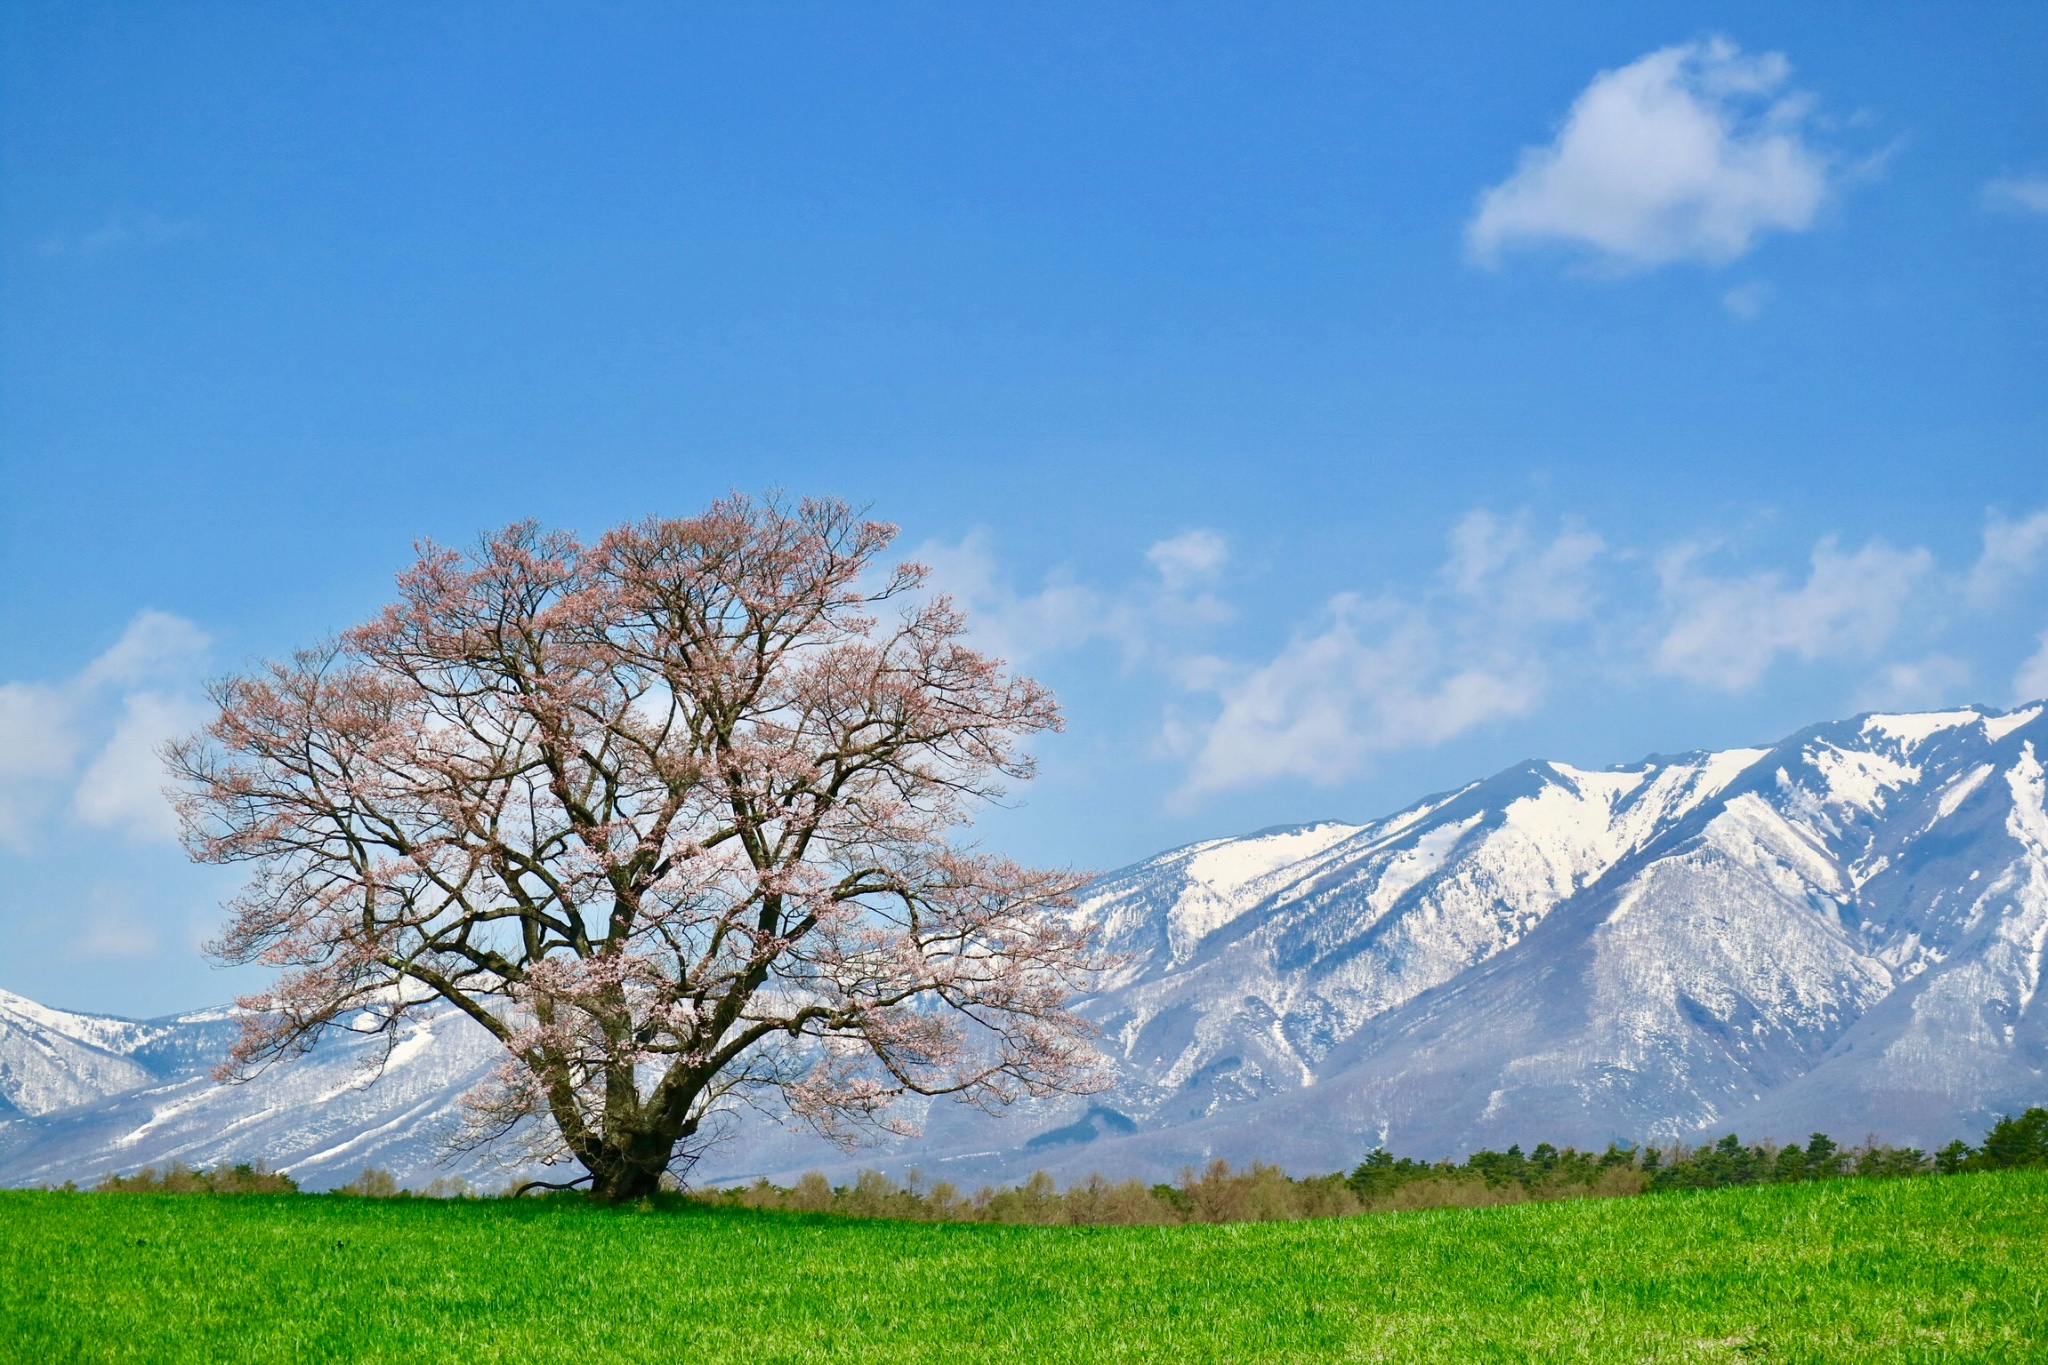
2,1 -> 2045,1016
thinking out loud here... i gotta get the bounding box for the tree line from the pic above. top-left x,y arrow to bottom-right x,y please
65,1104 -> 2045,1228
700,1107 -> 2048,1227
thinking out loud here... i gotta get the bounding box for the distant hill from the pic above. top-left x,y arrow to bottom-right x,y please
5,701 -> 2046,1189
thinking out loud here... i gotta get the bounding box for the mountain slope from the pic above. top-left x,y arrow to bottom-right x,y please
0,990 -> 189,1119
4,702 -> 2045,1189
1077,746 -> 1770,1126
0,1002 -> 510,1190
996,703 -> 2048,1180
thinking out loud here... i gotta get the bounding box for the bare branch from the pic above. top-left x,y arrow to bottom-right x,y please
171,493 -> 1104,1202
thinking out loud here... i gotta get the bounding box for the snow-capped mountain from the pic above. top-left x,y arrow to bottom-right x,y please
5,702 -> 2046,1189
0,990 -> 169,1119
0,993 -> 506,1190
1009,701 -> 2048,1179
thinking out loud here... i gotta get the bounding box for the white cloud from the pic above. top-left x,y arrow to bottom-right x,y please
916,531 -> 1112,666
79,610 -> 210,688
920,510 -> 2048,805
917,527 -> 1232,669
75,692 -> 209,841
0,683 -> 81,845
2016,635 -> 2048,705
1146,530 -> 1229,594
0,612 -> 210,847
1468,37 -> 1832,272
1721,280 -> 1773,319
79,914 -> 165,960
1655,537 -> 1931,690
1175,513 -> 1601,800
1444,510 -> 1605,621
1966,507 -> 2048,606
1982,175 -> 2048,216
1852,656 -> 1972,712
1175,598 -> 1541,799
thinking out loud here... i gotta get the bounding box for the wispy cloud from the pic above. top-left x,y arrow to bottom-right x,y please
0,611 -> 211,848
1146,530 -> 1229,595
914,530 -> 1115,667
75,692 -> 210,840
1852,656 -> 1972,712
1654,536 -> 1930,691
920,506 -> 2048,806
1171,597 -> 1540,799
1982,174 -> 2048,216
1967,507 -> 2048,606
1172,513 -> 1602,800
37,211 -> 199,259
1721,280 -> 1773,319
1468,37 -> 1836,272
915,527 -> 1233,671
2015,636 -> 2048,706
79,914 -> 166,962
0,683 -> 82,845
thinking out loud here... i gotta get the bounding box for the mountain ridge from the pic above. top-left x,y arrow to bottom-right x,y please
3,701 -> 2044,1189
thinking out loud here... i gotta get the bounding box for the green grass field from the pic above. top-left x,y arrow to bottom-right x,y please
4,1171 -> 2045,1363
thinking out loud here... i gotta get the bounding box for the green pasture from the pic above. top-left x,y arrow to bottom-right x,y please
4,1170 -> 2045,1363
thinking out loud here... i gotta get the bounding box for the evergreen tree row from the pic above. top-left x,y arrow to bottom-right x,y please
1347,1105 -> 2048,1200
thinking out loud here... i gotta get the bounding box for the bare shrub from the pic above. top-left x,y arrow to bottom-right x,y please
94,1161 -> 298,1195
977,1170 -> 1065,1225
788,1172 -> 835,1213
1179,1161 -> 1361,1223
1362,1175 -> 1524,1214
736,1178 -> 784,1211
1061,1175 -> 1179,1226
338,1167 -> 402,1198
1576,1165 -> 1648,1199
922,1180 -> 975,1221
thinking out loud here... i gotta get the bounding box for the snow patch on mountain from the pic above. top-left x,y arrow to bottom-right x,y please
1862,709 -> 1983,747
1984,706 -> 2043,742
5,701 -> 2047,1189
1936,764 -> 1998,823
1165,822 -> 1365,958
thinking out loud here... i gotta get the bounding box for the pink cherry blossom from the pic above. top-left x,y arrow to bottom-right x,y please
170,494 -> 1106,1202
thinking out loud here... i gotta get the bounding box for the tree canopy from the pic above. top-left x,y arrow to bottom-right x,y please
171,494 -> 1104,1201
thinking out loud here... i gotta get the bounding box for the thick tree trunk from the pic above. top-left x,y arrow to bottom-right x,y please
586,1159 -> 666,1204
551,1056 -> 714,1203
570,1104 -> 696,1204
579,1133 -> 675,1203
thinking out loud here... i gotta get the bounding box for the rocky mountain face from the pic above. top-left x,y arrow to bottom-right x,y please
5,703 -> 2046,1189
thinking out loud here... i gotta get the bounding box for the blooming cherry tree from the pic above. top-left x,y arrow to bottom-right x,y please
171,494 -> 1102,1201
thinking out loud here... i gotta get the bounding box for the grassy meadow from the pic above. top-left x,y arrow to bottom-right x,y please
4,1170 -> 2045,1363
